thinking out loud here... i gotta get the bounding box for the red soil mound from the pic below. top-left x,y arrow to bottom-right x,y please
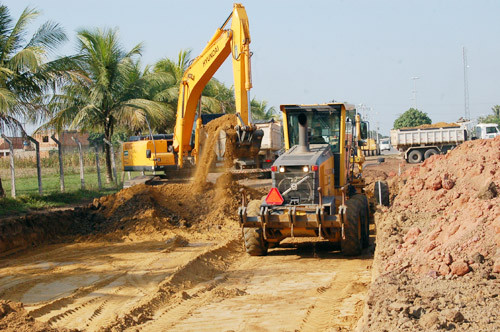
382,136 -> 500,276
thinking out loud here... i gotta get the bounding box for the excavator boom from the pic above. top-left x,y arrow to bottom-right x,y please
173,3 -> 254,167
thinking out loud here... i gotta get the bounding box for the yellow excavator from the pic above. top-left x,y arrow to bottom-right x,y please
122,3 -> 262,176
239,103 -> 372,256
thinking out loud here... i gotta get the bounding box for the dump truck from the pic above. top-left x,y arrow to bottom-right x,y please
254,119 -> 282,169
238,103 -> 371,256
390,125 -> 467,163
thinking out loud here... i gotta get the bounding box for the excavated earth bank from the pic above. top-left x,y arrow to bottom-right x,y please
357,137 -> 500,331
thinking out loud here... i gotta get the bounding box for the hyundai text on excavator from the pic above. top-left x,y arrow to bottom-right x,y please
238,103 -> 371,256
122,4 -> 263,177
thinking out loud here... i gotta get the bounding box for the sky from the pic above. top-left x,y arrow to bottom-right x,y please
4,0 -> 500,135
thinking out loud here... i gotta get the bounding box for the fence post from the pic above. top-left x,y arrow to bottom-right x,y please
27,136 -> 42,195
118,140 -> 125,186
72,137 -> 85,190
94,144 -> 102,190
103,139 -> 117,187
50,134 -> 65,193
1,134 -> 16,198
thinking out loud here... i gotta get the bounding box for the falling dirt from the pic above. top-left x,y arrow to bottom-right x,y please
192,114 -> 238,189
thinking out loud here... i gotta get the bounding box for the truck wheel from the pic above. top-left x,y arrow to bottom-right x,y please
424,148 -> 438,160
374,180 -> 390,207
408,150 -> 423,163
243,200 -> 268,256
341,197 -> 362,256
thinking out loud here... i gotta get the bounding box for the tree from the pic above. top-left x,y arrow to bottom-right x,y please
393,108 -> 432,129
0,5 -> 69,197
250,98 -> 277,121
46,28 -> 166,183
478,105 -> 500,126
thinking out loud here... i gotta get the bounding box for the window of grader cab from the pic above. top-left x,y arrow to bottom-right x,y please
286,106 -> 341,153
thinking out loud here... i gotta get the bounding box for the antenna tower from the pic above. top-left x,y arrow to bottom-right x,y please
463,47 -> 470,121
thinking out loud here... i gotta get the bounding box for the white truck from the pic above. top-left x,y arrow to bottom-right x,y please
475,123 -> 500,139
254,119 -> 283,169
391,125 -> 467,163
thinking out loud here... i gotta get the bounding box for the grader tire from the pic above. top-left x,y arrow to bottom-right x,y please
352,194 -> 370,249
243,200 -> 268,256
374,180 -> 390,207
341,196 -> 362,256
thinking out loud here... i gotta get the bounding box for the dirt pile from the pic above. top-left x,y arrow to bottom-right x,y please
0,300 -> 65,331
383,136 -> 500,276
401,122 -> 460,130
85,173 -> 265,242
0,173 -> 265,255
0,208 -> 102,257
358,137 -> 500,331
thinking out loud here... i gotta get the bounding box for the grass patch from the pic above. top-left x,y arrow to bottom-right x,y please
0,169 -> 149,216
0,189 -> 117,217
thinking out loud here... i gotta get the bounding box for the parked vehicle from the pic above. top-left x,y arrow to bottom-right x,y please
390,125 -> 467,163
379,138 -> 391,151
475,123 -> 500,139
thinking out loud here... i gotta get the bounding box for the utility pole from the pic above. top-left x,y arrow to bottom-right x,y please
411,77 -> 420,109
463,46 -> 470,121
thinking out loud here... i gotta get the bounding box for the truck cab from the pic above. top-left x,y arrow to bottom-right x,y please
475,123 -> 500,139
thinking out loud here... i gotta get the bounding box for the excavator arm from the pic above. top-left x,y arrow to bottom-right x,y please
173,3 -> 253,168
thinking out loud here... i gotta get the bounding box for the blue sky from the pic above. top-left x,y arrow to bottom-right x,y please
4,0 -> 500,135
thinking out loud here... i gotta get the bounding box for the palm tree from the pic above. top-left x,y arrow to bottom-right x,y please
250,98 -> 277,121
46,28 -> 166,183
492,105 -> 500,119
0,5 -> 69,197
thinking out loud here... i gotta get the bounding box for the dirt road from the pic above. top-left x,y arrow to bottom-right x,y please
0,234 -> 372,331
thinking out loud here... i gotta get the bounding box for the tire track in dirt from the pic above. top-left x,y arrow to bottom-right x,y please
101,239 -> 243,331
138,241 -> 373,332
29,273 -> 125,319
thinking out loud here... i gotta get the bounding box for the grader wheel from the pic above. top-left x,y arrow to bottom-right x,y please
350,194 -> 370,248
243,200 -> 269,256
341,195 -> 366,256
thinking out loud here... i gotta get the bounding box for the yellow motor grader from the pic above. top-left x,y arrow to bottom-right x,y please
238,103 -> 371,256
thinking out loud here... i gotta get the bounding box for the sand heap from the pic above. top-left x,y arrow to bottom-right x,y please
401,122 -> 460,130
358,137 -> 500,331
89,173 -> 265,242
87,113 -> 260,241
0,300 -> 64,332
378,136 -> 500,277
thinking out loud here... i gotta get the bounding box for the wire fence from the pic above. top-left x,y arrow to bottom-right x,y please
0,137 -> 133,198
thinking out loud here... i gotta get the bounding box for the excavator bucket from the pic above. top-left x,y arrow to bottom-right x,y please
215,125 -> 264,168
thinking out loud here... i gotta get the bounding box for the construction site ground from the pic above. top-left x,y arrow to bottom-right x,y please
1,137 -> 499,331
